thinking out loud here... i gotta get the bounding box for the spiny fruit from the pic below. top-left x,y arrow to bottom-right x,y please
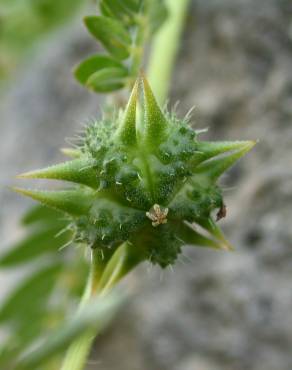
15,76 -> 255,267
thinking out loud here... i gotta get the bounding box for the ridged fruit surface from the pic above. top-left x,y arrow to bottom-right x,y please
16,77 -> 255,267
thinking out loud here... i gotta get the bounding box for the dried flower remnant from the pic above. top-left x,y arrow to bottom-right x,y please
146,204 -> 169,227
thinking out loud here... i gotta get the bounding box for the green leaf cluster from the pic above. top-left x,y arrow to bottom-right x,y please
74,0 -> 168,92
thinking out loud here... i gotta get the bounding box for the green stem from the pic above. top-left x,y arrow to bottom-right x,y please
60,250 -> 102,370
147,0 -> 190,105
61,243 -> 143,370
129,15 -> 146,85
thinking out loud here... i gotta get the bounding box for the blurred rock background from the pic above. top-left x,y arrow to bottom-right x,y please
1,0 -> 292,369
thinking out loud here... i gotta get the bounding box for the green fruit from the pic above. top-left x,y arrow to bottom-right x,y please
15,76 -> 255,267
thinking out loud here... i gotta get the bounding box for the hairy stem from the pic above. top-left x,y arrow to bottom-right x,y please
147,0 -> 190,105
61,243 -> 143,370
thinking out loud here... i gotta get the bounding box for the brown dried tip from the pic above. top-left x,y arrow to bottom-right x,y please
216,204 -> 227,221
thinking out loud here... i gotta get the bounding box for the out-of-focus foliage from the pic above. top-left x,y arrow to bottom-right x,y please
0,205 -> 89,369
0,0 -> 83,80
13,291 -> 123,370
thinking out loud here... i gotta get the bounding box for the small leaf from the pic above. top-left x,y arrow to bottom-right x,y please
86,67 -> 128,92
0,226 -> 71,267
100,1 -> 113,18
18,158 -> 98,188
84,16 -> 131,60
0,263 -> 62,324
100,0 -> 134,22
74,54 -> 127,85
13,188 -> 94,217
123,0 -> 143,12
100,0 -> 166,33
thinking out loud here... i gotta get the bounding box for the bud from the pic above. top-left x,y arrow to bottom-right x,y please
15,76 -> 255,267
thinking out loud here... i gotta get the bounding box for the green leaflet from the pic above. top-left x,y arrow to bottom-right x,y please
113,0 -> 143,13
74,54 -> 127,86
86,66 -> 128,92
100,0 -> 139,24
99,0 -> 167,33
84,16 -> 131,60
